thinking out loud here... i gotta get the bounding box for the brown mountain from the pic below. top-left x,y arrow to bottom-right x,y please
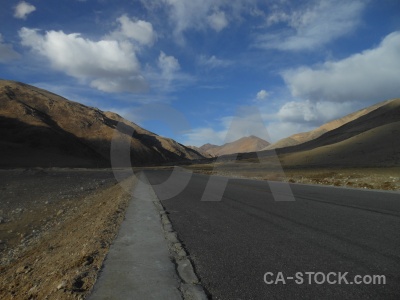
264,99 -> 393,150
276,98 -> 400,167
199,143 -> 219,153
200,136 -> 270,157
0,80 -> 204,168
186,145 -> 213,158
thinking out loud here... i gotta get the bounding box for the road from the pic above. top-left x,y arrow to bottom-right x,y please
145,170 -> 400,299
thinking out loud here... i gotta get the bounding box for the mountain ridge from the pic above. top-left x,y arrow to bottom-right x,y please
0,80 -> 204,167
264,99 -> 393,150
200,135 -> 270,157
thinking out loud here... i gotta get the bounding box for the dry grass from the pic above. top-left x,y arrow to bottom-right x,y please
0,174 -> 137,300
184,162 -> 400,191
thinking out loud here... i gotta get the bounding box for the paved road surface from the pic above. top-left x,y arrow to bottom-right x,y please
145,170 -> 400,299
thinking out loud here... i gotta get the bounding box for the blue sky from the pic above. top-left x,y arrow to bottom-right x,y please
1,0 -> 399,146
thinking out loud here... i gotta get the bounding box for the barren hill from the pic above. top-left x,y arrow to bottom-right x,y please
186,145 -> 213,158
199,143 -> 219,153
218,99 -> 400,168
0,80 -> 203,167
200,136 -> 270,157
264,99 -> 393,150
276,98 -> 400,167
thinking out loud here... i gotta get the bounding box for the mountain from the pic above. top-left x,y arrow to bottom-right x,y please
276,98 -> 400,167
200,136 -> 270,157
0,80 -> 204,168
199,143 -> 219,153
186,145 -> 214,158
264,99 -> 393,150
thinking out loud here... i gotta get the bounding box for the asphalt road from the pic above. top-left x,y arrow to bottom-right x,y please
145,170 -> 400,300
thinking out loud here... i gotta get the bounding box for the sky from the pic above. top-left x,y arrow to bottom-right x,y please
1,0 -> 399,146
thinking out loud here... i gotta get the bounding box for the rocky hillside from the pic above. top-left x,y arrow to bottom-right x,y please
264,99 -> 393,150
200,136 -> 270,157
276,98 -> 400,167
0,80 -> 204,167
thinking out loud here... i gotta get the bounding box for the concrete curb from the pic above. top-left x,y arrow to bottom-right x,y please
152,193 -> 209,300
89,173 -> 182,299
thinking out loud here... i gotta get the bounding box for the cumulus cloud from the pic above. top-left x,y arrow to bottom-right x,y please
158,51 -> 180,79
0,34 -> 20,62
207,11 -> 228,32
197,55 -> 232,69
267,121 -> 315,142
256,89 -> 268,100
257,0 -> 366,51
277,100 -> 355,123
277,100 -> 318,122
282,31 -> 400,103
144,51 -> 194,92
14,1 -> 36,19
108,15 -> 157,46
19,27 -> 148,93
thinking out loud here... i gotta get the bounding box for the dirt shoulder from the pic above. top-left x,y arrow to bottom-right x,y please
0,169 -> 137,300
185,163 -> 400,191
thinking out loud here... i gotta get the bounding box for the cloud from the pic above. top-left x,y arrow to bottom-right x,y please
197,55 -> 232,69
108,15 -> 157,46
140,51 -> 194,93
277,100 -> 355,123
277,100 -> 318,122
141,0 -> 240,42
158,51 -> 180,80
0,34 -> 20,62
14,1 -> 36,19
257,0 -> 366,51
19,27 -> 148,93
267,121 -> 315,142
282,31 -> 400,103
183,127 -> 227,146
207,11 -> 228,32
256,89 -> 268,100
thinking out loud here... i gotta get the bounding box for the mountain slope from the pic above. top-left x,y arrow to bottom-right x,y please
0,80 -> 204,167
280,121 -> 400,167
201,136 -> 270,157
186,145 -> 213,158
264,99 -> 393,150
276,98 -> 400,167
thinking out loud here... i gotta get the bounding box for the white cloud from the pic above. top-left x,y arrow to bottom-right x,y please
282,31 -> 400,103
207,11 -> 228,32
277,100 -> 355,123
0,34 -> 20,62
183,127 -> 227,146
143,51 -> 194,92
257,0 -> 366,51
142,0 -> 244,42
158,51 -> 180,79
160,0 -> 215,39
197,55 -> 232,69
256,89 -> 268,100
19,27 -> 148,93
278,100 -> 318,122
267,121 -> 315,142
14,1 -> 36,19
108,15 -> 157,46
